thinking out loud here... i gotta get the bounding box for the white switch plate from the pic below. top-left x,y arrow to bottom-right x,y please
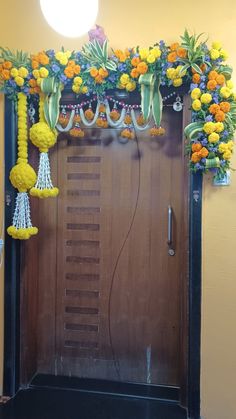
213,170 -> 231,186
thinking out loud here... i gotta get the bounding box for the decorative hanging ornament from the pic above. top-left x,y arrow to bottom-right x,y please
30,94 -> 59,198
173,95 -> 183,112
7,93 -> 38,240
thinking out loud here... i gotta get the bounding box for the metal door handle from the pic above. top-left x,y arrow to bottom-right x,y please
167,205 -> 172,246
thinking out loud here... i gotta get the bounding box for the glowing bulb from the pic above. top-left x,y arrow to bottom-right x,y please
40,0 -> 99,38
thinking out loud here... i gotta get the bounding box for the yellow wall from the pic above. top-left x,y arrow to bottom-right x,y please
1,1 -> 236,417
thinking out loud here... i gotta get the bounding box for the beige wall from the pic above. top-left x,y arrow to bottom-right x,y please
1,1 -> 236,417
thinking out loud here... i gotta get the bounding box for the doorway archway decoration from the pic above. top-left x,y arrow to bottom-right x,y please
0,29 -> 235,239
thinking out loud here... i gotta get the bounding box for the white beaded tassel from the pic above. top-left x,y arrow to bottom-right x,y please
30,152 -> 59,198
12,192 -> 33,230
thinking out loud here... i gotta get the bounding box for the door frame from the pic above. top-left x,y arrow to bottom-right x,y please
3,94 -> 202,419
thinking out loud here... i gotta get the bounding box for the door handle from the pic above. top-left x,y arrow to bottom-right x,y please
167,205 -> 175,256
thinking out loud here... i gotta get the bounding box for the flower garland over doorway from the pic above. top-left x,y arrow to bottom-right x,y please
0,28 -> 236,239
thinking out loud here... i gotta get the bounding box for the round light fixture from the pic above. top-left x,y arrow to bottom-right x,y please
40,0 -> 99,38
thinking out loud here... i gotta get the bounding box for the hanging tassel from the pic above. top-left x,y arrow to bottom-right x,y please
30,94 -> 59,198
30,152 -> 59,198
7,92 -> 38,240
7,192 -> 38,239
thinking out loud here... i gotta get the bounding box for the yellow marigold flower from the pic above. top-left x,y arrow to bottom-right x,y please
30,121 -> 57,152
212,41 -> 222,51
15,76 -> 24,87
32,69 -> 40,79
126,81 -> 136,92
208,132 -> 220,143
227,140 -> 234,150
150,47 -> 161,58
39,67 -> 49,78
120,74 -> 130,86
147,54 -> 156,64
220,86 -> 231,98
191,88 -> 201,100
220,49 -> 228,60
18,67 -> 28,78
223,150 -> 232,160
10,68 -> 18,77
36,77 -> 42,86
200,93 -> 212,104
166,68 -> 176,80
55,51 -> 64,60
65,50 -> 72,58
10,163 -> 36,192
218,143 -> 228,153
210,49 -> 220,60
176,65 -> 186,77
203,122 -> 216,134
173,78 -> 183,87
74,76 -> 83,86
214,122 -> 224,133
192,99 -> 202,111
60,57 -> 68,66
72,85 -> 80,94
226,80 -> 234,89
81,86 -> 88,94
139,48 -> 149,60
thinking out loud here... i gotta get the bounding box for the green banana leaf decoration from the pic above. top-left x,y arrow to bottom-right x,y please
138,73 -> 163,126
41,77 -> 61,130
184,121 -> 204,140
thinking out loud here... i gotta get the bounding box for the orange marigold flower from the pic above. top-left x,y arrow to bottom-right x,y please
191,152 -> 201,163
3,61 -> 12,70
90,67 -> 98,78
121,128 -> 135,139
29,79 -> 37,87
69,127 -> 85,138
68,60 -> 75,67
167,52 -> 177,63
177,47 -> 187,58
170,42 -> 180,51
216,74 -> 225,85
149,126 -> 165,137
131,56 -> 140,67
137,61 -> 148,74
95,75 -> 103,84
124,115 -> 132,125
215,110 -> 225,122
64,67 -> 74,78
219,101 -> 231,113
110,110 -> 120,121
114,50 -> 126,62
74,65 -> 81,75
73,114 -> 81,123
84,109 -> 94,121
130,68 -> 140,78
208,70 -> 218,80
191,143 -> 202,152
209,103 -> 220,114
199,147 -> 209,158
1,69 -> 10,80
207,79 -> 217,90
58,113 -> 70,127
99,104 -> 106,113
200,63 -> 207,72
137,114 -> 145,126
96,117 -> 108,128
32,60 -> 39,69
192,74 -> 201,84
99,68 -> 108,78
38,52 -> 49,65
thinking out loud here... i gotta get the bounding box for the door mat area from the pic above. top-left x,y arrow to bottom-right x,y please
0,388 -> 187,419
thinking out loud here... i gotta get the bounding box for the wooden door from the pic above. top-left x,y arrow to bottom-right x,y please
21,100 -> 189,388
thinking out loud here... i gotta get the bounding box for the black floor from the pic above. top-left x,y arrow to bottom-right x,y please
0,388 -> 187,419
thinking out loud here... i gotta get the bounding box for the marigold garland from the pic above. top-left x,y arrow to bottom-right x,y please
1,29 -> 236,240
7,93 -> 38,239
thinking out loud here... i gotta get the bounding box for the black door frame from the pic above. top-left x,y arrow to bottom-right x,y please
3,95 -> 202,419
